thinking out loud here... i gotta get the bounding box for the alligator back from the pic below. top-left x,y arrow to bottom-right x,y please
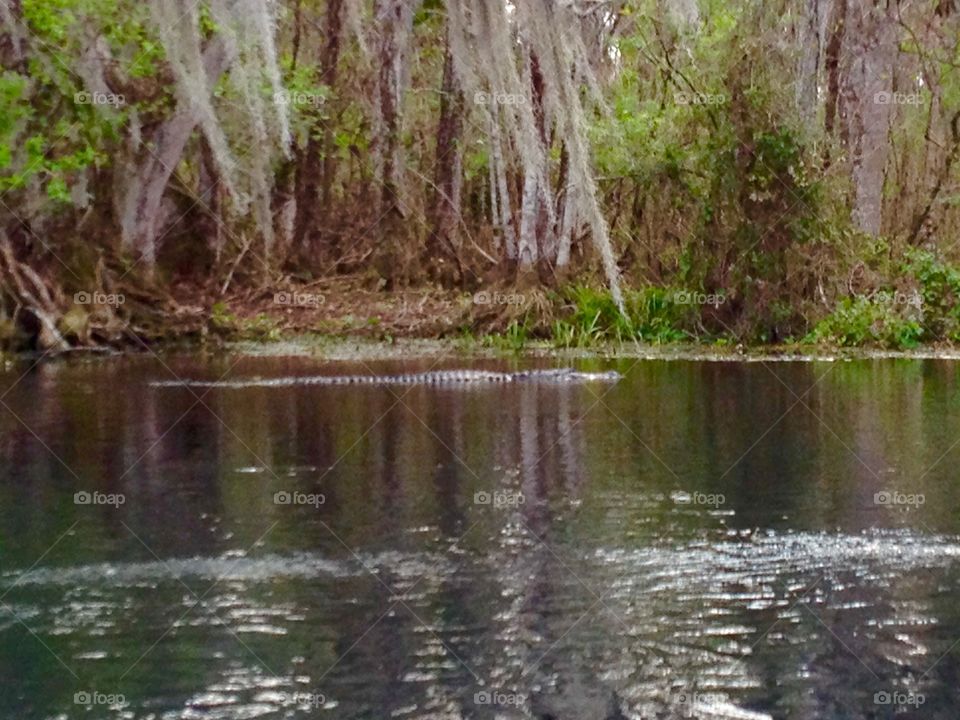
151,368 -> 622,389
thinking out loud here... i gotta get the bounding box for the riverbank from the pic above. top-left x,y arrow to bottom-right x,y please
10,275 -> 960,360
186,276 -> 960,362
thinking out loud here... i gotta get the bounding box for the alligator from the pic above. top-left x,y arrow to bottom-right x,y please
151,368 -> 622,389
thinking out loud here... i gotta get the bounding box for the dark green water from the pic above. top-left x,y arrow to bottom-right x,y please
1,354 -> 960,719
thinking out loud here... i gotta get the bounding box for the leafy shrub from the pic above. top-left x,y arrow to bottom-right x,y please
552,285 -> 691,346
805,297 -> 923,349
902,248 -> 960,341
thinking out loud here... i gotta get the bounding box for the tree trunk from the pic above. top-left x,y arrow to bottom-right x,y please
843,0 -> 896,236
372,0 -> 414,217
293,0 -> 344,256
0,0 -> 25,69
823,0 -> 847,142
320,0 -> 344,211
518,169 -> 541,267
517,50 -> 547,269
797,0 -> 823,131
116,36 -> 232,271
489,115 -> 516,259
427,37 -> 465,283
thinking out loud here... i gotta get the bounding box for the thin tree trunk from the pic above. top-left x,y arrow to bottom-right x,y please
489,115 -> 516,259
557,184 -> 577,268
427,37 -> 465,283
518,169 -> 541,267
517,50 -> 547,268
549,144 -> 569,265
372,0 -> 414,217
797,0 -> 822,131
823,0 -> 847,142
294,0 -> 344,255
319,0 -> 344,211
0,0 -> 25,68
488,135 -> 501,253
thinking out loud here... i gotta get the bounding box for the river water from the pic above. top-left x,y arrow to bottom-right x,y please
1,353 -> 959,719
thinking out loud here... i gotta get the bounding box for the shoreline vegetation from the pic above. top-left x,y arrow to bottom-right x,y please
11,276 -> 960,363
2,2 -> 960,356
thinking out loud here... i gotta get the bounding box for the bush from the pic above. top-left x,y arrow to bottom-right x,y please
805,296 -> 923,349
552,285 -> 691,346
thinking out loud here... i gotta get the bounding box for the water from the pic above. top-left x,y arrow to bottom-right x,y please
1,353 -> 959,719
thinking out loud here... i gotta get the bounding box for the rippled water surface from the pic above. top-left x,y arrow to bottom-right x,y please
2,354 -> 960,719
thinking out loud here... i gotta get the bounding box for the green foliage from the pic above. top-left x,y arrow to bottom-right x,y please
482,320 -> 529,352
3,0 -> 157,205
805,297 -> 923,349
210,303 -> 283,341
551,286 -> 690,347
806,249 -> 960,348
470,321 -> 532,352
592,1 -> 836,342
902,248 -> 960,341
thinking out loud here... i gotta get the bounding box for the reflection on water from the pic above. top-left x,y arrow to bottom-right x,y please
1,355 -> 960,718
